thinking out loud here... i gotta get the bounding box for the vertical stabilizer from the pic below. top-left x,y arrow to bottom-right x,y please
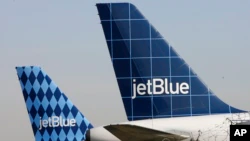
16,66 -> 93,141
96,3 -> 245,121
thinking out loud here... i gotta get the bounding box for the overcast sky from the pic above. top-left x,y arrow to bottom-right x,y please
0,0 -> 250,140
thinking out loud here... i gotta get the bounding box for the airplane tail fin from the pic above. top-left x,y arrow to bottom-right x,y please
16,66 -> 93,141
96,3 -> 245,121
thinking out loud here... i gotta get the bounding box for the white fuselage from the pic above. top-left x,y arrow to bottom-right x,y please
89,113 -> 250,141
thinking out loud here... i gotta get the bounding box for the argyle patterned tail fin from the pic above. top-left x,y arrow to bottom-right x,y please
16,66 -> 93,141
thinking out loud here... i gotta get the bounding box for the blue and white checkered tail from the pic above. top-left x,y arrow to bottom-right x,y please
16,66 -> 93,141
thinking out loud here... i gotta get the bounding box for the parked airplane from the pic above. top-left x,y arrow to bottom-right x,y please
95,2 -> 250,141
16,2 -> 249,141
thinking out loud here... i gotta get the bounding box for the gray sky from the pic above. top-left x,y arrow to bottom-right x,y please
0,0 -> 250,140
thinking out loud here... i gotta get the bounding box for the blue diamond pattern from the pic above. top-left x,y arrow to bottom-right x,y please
37,71 -> 44,85
29,89 -> 37,102
75,130 -> 83,141
32,66 -> 40,77
67,112 -> 74,119
16,67 -> 24,78
33,80 -> 40,94
67,100 -> 73,110
43,113 -> 48,119
42,97 -> 49,110
58,96 -> 66,110
71,106 -> 78,117
46,105 -> 53,117
45,75 -> 52,85
24,66 -> 32,78
16,66 -> 93,141
21,71 -> 28,85
43,130 -> 50,141
67,129 -> 74,140
41,79 -> 49,94
59,130 -> 66,141
25,80 -> 32,94
53,88 -> 61,101
51,130 -> 58,140
26,97 -> 33,111
29,71 -> 36,85
35,131 -> 42,141
54,104 -> 61,116
49,81 -> 57,93
34,97 -> 41,111
37,88 -> 45,102
38,106 -> 45,117
50,96 -> 57,110
63,126 -> 70,135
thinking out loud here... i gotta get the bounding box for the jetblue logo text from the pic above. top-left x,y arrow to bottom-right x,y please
230,125 -> 250,141
39,116 -> 76,130
132,78 -> 190,99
